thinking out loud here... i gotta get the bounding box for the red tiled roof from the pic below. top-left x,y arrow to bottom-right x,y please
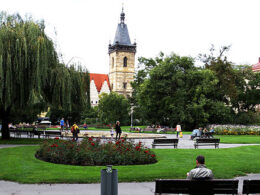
90,73 -> 110,92
252,58 -> 260,72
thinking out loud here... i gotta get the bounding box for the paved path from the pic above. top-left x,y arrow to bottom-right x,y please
2,131 -> 260,149
1,174 -> 260,195
129,134 -> 260,149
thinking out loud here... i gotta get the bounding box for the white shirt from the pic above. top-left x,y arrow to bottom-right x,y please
176,125 -> 181,132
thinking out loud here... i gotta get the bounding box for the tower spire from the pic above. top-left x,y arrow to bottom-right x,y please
120,6 -> 125,24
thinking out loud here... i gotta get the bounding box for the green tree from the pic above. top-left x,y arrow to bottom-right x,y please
199,45 -> 239,104
133,53 -> 232,130
0,13 -> 89,139
47,66 -> 90,124
98,92 -> 130,125
200,45 -> 260,119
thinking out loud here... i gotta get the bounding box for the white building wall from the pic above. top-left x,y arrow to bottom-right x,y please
99,81 -> 110,95
90,80 -> 99,106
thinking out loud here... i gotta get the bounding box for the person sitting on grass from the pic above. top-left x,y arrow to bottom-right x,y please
187,155 -> 213,180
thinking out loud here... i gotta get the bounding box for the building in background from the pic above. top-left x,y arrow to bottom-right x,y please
90,8 -> 136,106
252,58 -> 260,72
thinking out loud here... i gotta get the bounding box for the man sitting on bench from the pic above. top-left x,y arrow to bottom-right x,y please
187,155 -> 213,180
190,128 -> 202,140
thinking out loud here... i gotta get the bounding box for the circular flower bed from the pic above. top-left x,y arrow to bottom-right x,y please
35,137 -> 157,166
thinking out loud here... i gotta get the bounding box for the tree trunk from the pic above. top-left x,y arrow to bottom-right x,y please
1,110 -> 10,140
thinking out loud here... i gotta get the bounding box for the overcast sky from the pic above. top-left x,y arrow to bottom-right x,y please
1,0 -> 260,73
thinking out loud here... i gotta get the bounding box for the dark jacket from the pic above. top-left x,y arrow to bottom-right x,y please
115,124 -> 122,133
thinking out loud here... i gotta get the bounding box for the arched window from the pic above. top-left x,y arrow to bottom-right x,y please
112,57 -> 114,68
123,82 -> 127,89
123,57 -> 127,67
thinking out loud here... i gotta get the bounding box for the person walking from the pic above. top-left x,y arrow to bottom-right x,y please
66,120 -> 70,132
176,123 -> 182,138
115,121 -> 122,140
187,155 -> 214,180
60,118 -> 64,132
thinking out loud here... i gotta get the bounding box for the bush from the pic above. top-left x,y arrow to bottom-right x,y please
35,137 -> 157,166
211,124 -> 260,135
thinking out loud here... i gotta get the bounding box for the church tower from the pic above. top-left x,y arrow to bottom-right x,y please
108,8 -> 136,97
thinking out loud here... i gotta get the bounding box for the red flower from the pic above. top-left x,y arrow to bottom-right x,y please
138,141 -> 142,146
108,141 -> 112,144
144,150 -> 149,154
126,148 -> 130,151
51,144 -> 58,147
116,141 -> 120,145
55,137 -> 59,140
151,154 -> 156,157
135,146 -> 140,151
121,139 -> 125,143
91,142 -> 95,146
88,137 -> 93,141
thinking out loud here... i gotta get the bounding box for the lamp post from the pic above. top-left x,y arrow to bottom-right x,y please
130,105 -> 134,128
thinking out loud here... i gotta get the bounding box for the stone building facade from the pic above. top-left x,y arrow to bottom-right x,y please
89,9 -> 136,106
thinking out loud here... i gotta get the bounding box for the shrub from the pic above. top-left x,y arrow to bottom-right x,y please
211,124 -> 260,135
35,137 -> 157,166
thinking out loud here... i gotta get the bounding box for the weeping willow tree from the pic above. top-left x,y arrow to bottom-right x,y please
0,13 -> 89,139
44,64 -> 90,123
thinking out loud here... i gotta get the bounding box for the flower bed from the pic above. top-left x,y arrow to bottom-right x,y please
35,137 -> 157,166
210,124 -> 260,135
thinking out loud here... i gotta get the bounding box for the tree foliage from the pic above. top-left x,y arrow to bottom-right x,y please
97,92 -> 130,125
0,13 -> 89,139
132,47 -> 260,129
132,53 -> 233,130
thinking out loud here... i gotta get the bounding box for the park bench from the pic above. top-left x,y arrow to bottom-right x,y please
155,179 -> 239,195
11,128 -> 31,138
129,127 -> 135,132
194,138 -> 220,149
243,179 -> 260,195
163,128 -> 175,133
152,139 -> 178,148
142,128 -> 156,133
43,131 -> 62,139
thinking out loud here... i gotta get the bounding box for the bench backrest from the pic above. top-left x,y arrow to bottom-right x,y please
196,138 -> 220,143
143,128 -> 156,132
153,139 -> 178,144
45,131 -> 61,135
243,180 -> 260,194
155,179 -> 238,194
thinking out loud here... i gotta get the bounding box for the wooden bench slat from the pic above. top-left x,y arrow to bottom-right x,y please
155,179 -> 238,194
243,180 -> 260,194
152,139 -> 178,149
194,138 -> 220,149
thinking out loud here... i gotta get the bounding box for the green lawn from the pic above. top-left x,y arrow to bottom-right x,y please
216,135 -> 260,144
0,145 -> 260,183
0,137 -> 50,145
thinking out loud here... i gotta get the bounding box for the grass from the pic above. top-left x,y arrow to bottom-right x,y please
0,137 -> 51,145
0,145 -> 260,183
216,135 -> 260,144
